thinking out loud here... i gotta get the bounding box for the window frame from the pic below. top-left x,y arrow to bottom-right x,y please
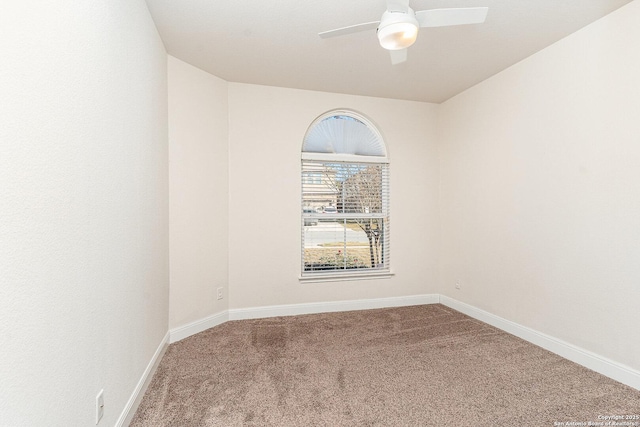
300,110 -> 392,283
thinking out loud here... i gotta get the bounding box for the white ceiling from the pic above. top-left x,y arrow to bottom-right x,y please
144,0 -> 632,103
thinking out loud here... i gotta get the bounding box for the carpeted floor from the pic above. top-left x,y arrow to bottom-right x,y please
131,304 -> 640,426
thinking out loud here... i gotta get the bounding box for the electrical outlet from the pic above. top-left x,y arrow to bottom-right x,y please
455,282 -> 461,290
217,287 -> 223,300
96,389 -> 104,424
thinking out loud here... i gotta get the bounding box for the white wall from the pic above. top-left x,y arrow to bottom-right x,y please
0,1 -> 169,425
168,56 -> 229,329
228,84 -> 439,309
438,1 -> 640,371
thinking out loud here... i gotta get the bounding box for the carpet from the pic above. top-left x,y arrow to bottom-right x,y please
131,304 -> 640,426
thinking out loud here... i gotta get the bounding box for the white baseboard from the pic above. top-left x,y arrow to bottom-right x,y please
116,331 -> 169,427
439,295 -> 640,391
228,294 -> 440,321
167,295 -> 440,341
169,310 -> 229,343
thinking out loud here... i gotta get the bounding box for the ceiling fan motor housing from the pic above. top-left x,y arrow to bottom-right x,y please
377,8 -> 419,50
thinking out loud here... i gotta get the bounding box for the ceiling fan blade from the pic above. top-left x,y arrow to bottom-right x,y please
390,48 -> 407,65
387,0 -> 410,13
416,7 -> 488,28
319,21 -> 380,39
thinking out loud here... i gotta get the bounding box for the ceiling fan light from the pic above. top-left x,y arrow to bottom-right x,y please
378,22 -> 418,50
379,23 -> 418,50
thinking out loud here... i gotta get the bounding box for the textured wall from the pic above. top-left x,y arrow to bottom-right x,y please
227,83 -> 440,309
0,1 -> 169,425
168,57 -> 229,329
438,1 -> 640,371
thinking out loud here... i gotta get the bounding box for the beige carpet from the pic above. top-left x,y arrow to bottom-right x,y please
131,304 -> 640,426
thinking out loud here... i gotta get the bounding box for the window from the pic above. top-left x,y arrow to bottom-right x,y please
301,111 -> 390,281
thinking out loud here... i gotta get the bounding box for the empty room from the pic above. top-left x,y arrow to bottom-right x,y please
2,0 -> 639,426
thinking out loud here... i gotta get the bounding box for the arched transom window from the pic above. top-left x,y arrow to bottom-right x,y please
301,110 -> 390,281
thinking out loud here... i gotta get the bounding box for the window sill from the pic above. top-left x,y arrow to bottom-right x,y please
299,270 -> 394,283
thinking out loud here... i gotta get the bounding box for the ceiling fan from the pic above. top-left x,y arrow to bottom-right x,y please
319,0 -> 488,65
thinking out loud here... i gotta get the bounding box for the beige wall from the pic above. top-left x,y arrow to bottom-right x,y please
168,56 -> 229,329
0,1 -> 169,425
167,74 -> 440,321
438,0 -> 640,371
227,83 -> 440,309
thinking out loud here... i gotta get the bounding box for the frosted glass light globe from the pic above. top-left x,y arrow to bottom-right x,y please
377,9 -> 419,50
378,22 -> 418,50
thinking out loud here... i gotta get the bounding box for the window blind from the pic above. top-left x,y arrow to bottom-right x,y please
301,160 -> 390,275
302,115 -> 387,157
